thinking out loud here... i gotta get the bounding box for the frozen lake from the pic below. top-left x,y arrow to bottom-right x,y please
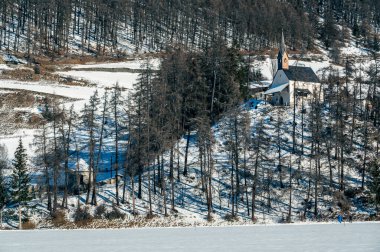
1,222 -> 379,252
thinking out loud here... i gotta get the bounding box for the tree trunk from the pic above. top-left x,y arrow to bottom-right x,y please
0,207 -> 2,228
183,129 -> 190,176
301,98 -> 304,154
170,147 -> 175,211
362,108 -> 369,189
207,140 -> 213,220
132,176 -> 136,214
326,141 -> 333,188
340,145 -> 344,191
62,108 -> 73,208
76,144 -> 81,208
314,158 -> 318,217
162,155 -> 167,216
234,116 -> 240,214
244,150 -> 250,216
114,95 -> 120,205
52,112 -> 59,212
288,157 -> 292,222
304,159 -> 312,219
231,155 -> 235,217
251,153 -> 259,221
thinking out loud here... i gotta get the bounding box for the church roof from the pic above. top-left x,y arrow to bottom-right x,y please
264,83 -> 289,95
283,66 -> 319,83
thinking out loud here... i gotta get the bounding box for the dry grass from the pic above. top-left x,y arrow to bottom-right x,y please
0,91 -> 36,108
22,220 -> 36,230
104,205 -> 126,220
1,68 -> 39,81
51,210 -> 68,227
29,113 -> 44,125
224,213 -> 239,222
37,55 -> 124,66
58,76 -> 91,87
22,51 -> 166,67
73,206 -> 93,227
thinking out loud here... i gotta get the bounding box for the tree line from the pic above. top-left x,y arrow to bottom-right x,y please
0,0 -> 379,57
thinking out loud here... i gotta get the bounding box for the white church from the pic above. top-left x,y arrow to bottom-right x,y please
264,33 -> 323,106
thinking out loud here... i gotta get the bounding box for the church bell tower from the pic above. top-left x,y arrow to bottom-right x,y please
277,30 -> 289,70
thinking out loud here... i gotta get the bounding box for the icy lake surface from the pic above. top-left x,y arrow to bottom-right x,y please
1,222 -> 379,252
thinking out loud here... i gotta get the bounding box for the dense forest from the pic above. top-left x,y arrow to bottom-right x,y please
0,0 -> 379,56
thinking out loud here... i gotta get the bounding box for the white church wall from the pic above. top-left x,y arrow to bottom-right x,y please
281,90 -> 290,105
271,88 -> 290,105
290,81 -> 324,106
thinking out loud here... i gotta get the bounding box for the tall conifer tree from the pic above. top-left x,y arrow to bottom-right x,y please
11,139 -> 31,229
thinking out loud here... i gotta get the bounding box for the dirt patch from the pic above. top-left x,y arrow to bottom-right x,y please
56,75 -> 92,87
35,55 -> 128,67
1,68 -> 39,81
0,90 -> 36,108
0,66 -> 64,83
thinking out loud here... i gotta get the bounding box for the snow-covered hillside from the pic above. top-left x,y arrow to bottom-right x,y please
0,36 -> 379,230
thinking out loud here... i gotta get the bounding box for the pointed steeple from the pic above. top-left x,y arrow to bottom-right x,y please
280,29 -> 286,54
277,29 -> 289,71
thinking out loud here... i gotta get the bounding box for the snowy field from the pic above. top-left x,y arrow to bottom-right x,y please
56,71 -> 140,88
70,58 -> 161,70
0,223 -> 379,252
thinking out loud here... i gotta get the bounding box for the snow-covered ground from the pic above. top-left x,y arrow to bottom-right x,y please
0,223 -> 379,252
56,71 -> 140,88
70,58 -> 161,70
57,58 -> 161,88
0,129 -> 36,162
0,64 -> 11,71
0,58 -> 159,160
0,79 -> 98,158
0,80 -> 95,100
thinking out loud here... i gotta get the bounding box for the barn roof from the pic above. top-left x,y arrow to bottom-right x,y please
284,66 -> 319,83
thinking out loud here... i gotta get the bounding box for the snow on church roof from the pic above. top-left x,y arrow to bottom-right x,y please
264,83 -> 289,95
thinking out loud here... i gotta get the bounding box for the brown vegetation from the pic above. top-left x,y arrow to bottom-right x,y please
51,210 -> 68,227
1,68 -> 39,81
21,220 -> 36,230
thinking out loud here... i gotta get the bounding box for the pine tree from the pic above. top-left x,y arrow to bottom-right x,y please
369,159 -> 380,213
251,118 -> 270,221
373,35 -> 379,52
82,91 -> 100,205
0,171 -> 7,228
11,138 -> 31,229
0,146 -> 8,228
